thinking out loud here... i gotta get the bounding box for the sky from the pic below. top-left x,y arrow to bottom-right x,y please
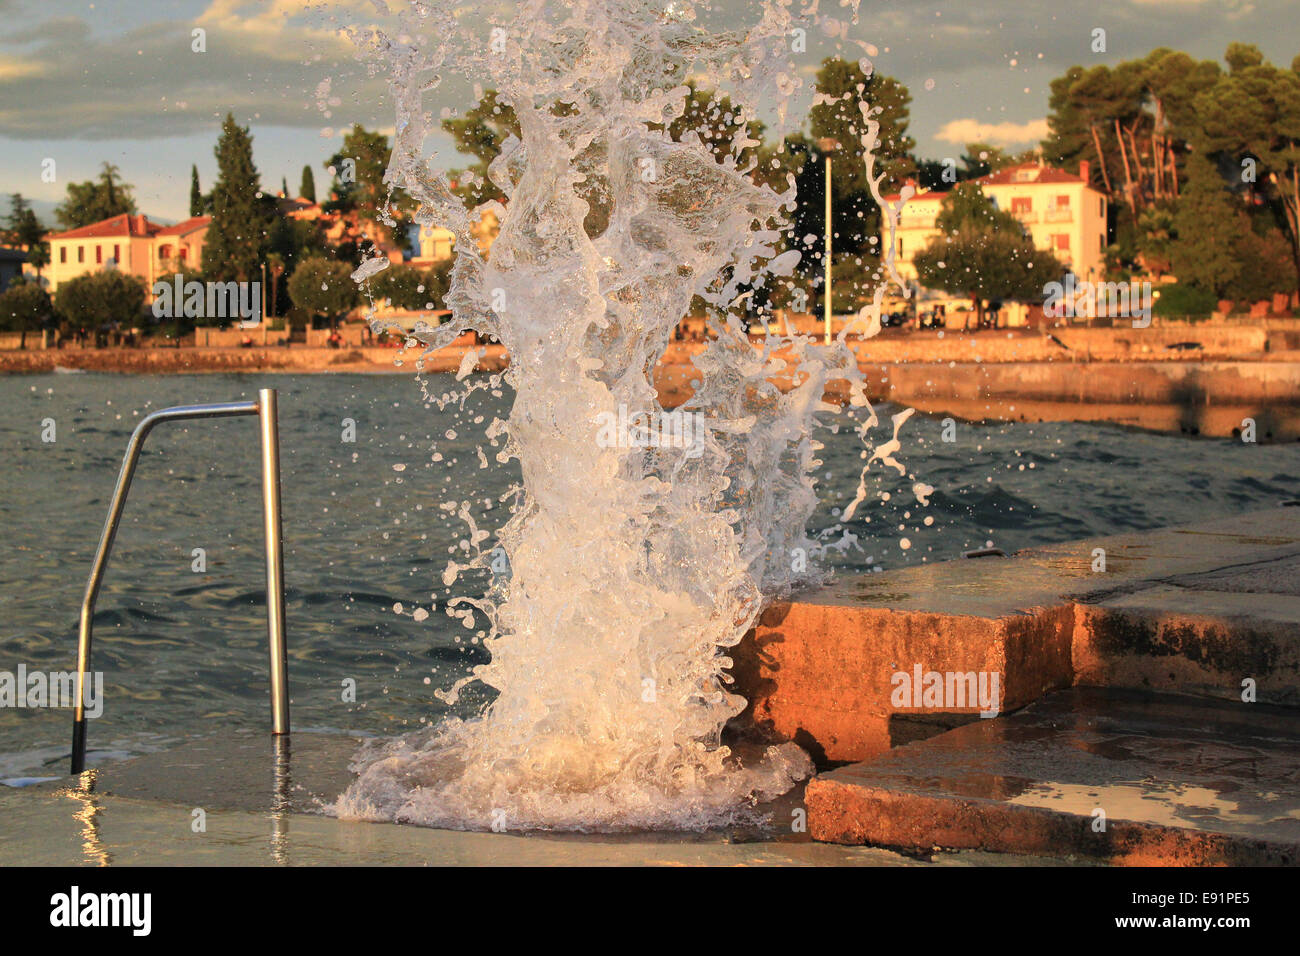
1,0 -> 1296,224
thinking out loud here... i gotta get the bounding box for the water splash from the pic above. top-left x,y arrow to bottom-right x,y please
334,0 -> 908,831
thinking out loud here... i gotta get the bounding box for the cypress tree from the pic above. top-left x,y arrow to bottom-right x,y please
300,164 -> 316,203
190,165 -> 203,217
204,113 -> 271,283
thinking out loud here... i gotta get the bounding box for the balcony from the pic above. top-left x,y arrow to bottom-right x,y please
1043,208 -> 1073,223
1013,210 -> 1039,224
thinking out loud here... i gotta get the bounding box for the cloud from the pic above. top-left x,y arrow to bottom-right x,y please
0,1 -> 387,140
935,118 -> 1049,149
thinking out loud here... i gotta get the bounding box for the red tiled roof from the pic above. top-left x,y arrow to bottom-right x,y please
977,163 -> 1085,186
883,164 -> 1092,204
155,215 -> 211,236
50,213 -> 161,241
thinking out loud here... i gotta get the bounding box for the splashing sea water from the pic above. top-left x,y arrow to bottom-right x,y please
333,0 -> 909,831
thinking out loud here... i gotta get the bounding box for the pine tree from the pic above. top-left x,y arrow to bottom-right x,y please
190,165 -> 203,218
204,114 -> 271,283
300,165 -> 316,203
54,163 -> 136,229
1169,152 -> 1250,299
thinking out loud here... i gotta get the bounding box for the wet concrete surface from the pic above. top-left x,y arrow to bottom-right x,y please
806,687 -> 1300,865
732,508 -> 1300,764
0,731 -> 1075,866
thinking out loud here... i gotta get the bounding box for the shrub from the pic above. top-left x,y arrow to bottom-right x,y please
1152,282 -> 1216,319
0,280 -> 55,347
55,270 -> 146,331
287,256 -> 359,325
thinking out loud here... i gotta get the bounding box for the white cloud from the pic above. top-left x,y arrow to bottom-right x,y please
0,1 -> 384,140
935,118 -> 1049,149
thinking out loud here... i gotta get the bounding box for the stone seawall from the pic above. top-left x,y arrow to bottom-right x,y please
6,326 -> 1299,438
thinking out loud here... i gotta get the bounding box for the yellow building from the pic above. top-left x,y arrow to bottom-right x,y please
884,161 -> 1108,286
410,208 -> 499,266
45,213 -> 210,295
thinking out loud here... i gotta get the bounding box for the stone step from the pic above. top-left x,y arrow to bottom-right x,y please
804,687 -> 1300,865
731,508 -> 1300,765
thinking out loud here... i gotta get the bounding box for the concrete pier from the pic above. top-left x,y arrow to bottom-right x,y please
732,507 -> 1300,764
729,507 -> 1300,863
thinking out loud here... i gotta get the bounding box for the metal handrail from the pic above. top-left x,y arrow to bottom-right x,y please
71,387 -> 289,773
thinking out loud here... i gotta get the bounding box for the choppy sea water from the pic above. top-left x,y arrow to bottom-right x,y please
1,371 -> 1296,779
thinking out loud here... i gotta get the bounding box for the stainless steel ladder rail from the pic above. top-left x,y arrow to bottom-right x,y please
71,387 -> 289,773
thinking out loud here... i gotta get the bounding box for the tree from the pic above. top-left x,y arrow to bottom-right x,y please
913,184 -> 1063,327
441,89 -> 521,207
1134,202 -> 1177,277
1168,152 -> 1251,300
265,214 -> 328,314
300,164 -> 316,203
1192,46 -> 1300,293
190,165 -> 204,217
810,57 -> 916,192
5,194 -> 49,278
326,125 -> 403,221
959,142 -> 1021,179
1140,49 -> 1221,201
0,280 -> 54,348
660,81 -> 766,169
287,256 -> 358,326
1229,226 -> 1296,303
764,61 -> 917,314
364,262 -> 426,310
935,181 -> 1024,233
265,252 -> 285,319
204,113 -> 272,283
324,125 -> 411,255
54,163 -> 137,229
55,270 -> 146,333
27,240 -> 50,278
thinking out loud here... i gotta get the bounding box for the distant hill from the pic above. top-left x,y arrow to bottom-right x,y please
1,195 -> 173,230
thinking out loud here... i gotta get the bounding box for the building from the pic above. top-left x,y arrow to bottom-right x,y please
44,213 -> 210,295
0,247 -> 27,289
407,208 -> 499,269
883,161 -> 1108,286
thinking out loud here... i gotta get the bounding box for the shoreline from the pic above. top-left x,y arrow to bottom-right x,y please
5,330 -> 1300,440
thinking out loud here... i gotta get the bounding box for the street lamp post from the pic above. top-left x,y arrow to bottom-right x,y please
261,262 -> 269,345
817,137 -> 840,345
824,153 -> 832,344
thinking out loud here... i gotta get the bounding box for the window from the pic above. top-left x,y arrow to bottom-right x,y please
1100,198 -> 1106,216
113,244 -> 120,262
1055,195 -> 1069,208
1012,197 -> 1033,214
898,238 -> 904,258
1099,235 -> 1105,253
95,246 -> 102,264
77,246 -> 84,263
1053,234 -> 1070,251
59,247 -> 67,264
